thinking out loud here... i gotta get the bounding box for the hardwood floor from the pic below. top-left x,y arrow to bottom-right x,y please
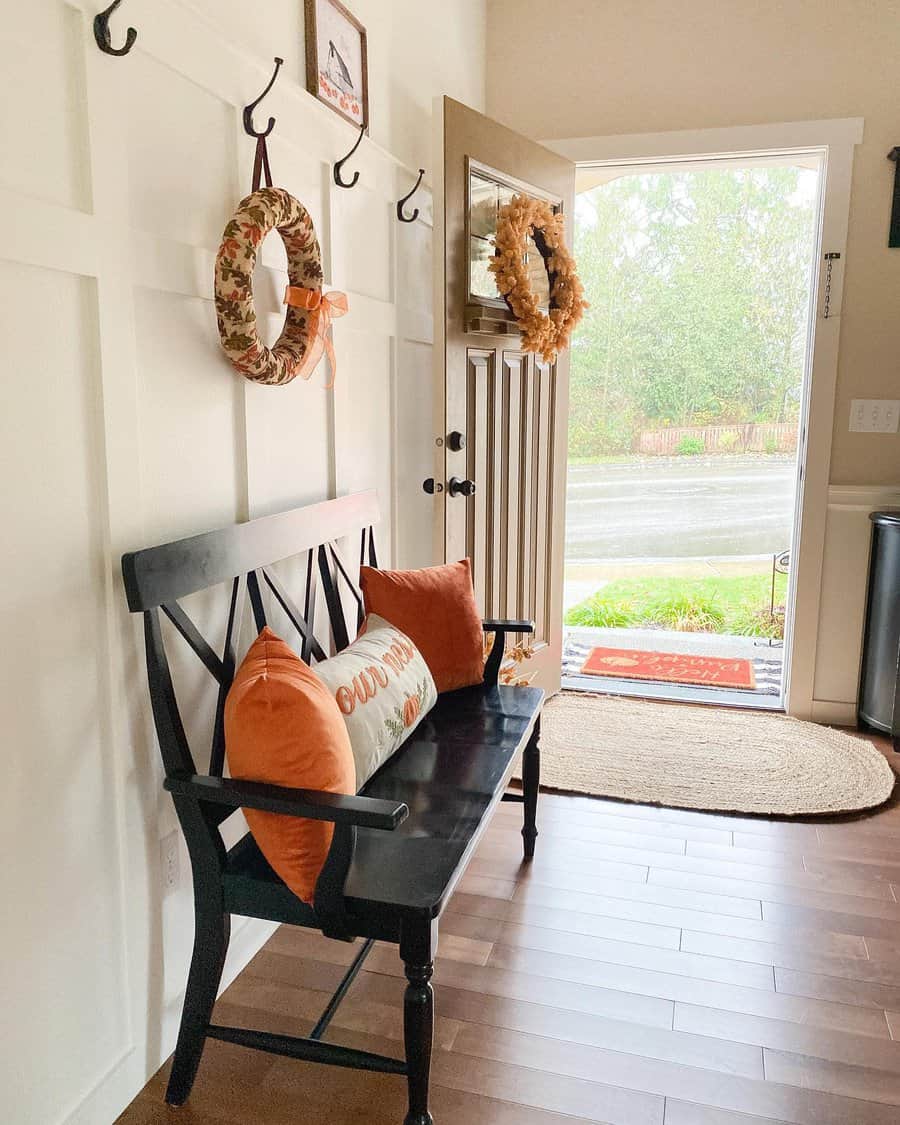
118,733 -> 900,1125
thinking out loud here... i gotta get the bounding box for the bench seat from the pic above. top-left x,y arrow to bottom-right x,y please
223,683 -> 543,933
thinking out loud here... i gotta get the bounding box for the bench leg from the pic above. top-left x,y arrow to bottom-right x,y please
402,960 -> 434,1125
166,911 -> 230,1105
522,718 -> 541,861
401,922 -> 436,1125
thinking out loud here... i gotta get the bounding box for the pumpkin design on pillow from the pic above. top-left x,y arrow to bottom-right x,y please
384,679 -> 430,741
403,694 -> 421,727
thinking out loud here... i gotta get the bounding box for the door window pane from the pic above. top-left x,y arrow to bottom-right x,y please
470,175 -> 498,238
470,236 -> 497,299
525,233 -> 550,308
468,168 -> 557,309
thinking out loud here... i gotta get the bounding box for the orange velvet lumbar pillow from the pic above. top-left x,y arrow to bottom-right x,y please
358,559 -> 484,693
224,627 -> 356,904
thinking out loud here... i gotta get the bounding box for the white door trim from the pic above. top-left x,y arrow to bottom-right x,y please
543,118 -> 864,165
543,118 -> 863,719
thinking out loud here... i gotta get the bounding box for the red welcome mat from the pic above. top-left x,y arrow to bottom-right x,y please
580,646 -> 756,690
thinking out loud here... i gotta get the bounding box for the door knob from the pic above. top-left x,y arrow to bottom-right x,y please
448,477 -> 476,497
422,478 -> 444,494
448,430 -> 466,452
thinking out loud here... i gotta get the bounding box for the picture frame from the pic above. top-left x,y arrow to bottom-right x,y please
304,0 -> 369,131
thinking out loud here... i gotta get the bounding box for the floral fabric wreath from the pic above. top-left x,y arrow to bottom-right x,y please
215,187 -> 347,387
488,194 -> 588,363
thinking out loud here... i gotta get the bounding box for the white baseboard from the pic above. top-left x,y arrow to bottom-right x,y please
64,917 -> 278,1125
810,699 -> 858,727
65,1050 -> 143,1125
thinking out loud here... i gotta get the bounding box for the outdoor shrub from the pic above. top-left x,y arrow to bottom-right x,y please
717,431 -> 738,452
642,591 -> 725,634
675,435 -> 705,456
764,436 -> 779,454
567,414 -> 636,458
733,606 -> 786,640
565,594 -> 634,629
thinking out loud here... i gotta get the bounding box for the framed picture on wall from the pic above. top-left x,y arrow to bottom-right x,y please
304,0 -> 369,131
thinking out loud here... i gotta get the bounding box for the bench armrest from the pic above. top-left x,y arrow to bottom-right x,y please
483,619 -> 536,686
164,774 -> 408,831
483,619 -> 535,634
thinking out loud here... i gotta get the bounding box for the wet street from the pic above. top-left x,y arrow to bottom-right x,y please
566,455 -> 796,561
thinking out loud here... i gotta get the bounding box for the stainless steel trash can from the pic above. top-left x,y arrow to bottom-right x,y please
859,510 -> 900,733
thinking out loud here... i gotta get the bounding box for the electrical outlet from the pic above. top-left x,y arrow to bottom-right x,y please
849,399 -> 900,433
161,831 -> 180,893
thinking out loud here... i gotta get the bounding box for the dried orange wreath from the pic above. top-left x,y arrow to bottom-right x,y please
488,194 -> 588,363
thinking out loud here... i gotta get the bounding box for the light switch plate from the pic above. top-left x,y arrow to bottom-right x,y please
849,400 -> 900,433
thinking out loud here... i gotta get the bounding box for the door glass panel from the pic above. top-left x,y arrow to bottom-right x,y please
468,167 -> 554,309
469,236 -> 497,300
470,175 -> 498,237
469,172 -> 499,299
525,233 -> 550,307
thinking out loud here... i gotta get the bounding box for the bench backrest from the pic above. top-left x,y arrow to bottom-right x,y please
122,491 -> 380,786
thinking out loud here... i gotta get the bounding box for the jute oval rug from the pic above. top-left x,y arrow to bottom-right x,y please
538,693 -> 896,816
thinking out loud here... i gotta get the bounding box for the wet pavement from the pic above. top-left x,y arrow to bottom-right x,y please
566,455 -> 796,562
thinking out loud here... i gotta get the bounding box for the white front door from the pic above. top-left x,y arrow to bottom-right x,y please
432,97 -> 576,693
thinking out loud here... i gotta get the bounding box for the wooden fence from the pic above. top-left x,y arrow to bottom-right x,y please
637,422 -> 797,456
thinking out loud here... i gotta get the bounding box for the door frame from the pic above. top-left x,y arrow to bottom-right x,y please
545,118 -> 863,719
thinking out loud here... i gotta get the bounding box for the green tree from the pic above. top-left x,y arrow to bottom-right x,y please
569,166 -> 816,459
568,183 -> 643,456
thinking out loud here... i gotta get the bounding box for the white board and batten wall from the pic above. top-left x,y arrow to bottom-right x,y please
0,2 -> 484,1121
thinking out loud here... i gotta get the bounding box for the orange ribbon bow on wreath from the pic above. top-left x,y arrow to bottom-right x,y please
284,286 -> 349,388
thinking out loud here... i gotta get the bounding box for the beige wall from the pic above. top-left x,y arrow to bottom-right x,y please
486,0 -> 900,485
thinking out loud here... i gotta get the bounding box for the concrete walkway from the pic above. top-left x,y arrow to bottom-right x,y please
563,624 -> 779,660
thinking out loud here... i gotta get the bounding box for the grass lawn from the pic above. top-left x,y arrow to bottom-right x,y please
565,572 -> 788,639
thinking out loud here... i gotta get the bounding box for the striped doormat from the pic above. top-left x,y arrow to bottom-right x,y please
563,633 -> 783,696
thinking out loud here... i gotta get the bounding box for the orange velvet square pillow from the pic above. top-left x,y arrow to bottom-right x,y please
358,559 -> 484,693
224,627 -> 356,904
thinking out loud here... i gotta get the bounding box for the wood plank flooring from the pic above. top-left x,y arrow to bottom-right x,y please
118,732 -> 900,1125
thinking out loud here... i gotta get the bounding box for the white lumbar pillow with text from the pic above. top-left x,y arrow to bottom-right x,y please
312,614 -> 437,785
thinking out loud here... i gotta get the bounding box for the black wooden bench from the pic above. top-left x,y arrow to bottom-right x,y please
122,491 -> 543,1125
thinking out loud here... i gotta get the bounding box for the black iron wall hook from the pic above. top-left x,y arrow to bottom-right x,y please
397,169 -> 426,223
93,0 -> 137,56
244,57 -> 284,138
888,147 -> 900,249
334,124 -> 366,189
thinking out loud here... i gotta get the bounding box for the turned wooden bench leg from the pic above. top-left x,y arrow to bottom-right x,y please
166,911 -> 231,1105
403,961 -> 434,1125
522,717 -> 540,861
401,920 -> 437,1125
